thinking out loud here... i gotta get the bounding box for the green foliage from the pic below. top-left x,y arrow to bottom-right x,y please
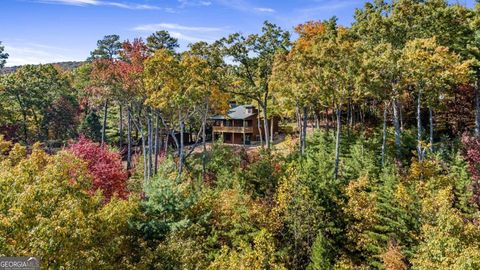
79,110 -> 102,142
0,142 -> 140,268
0,41 -> 8,69
307,232 -> 333,270
240,150 -> 283,198
135,157 -> 195,241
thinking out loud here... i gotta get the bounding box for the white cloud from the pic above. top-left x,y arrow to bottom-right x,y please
254,7 -> 275,13
132,23 -> 226,44
133,23 -> 223,33
178,0 -> 212,8
35,0 -> 165,10
3,42 -> 78,66
169,31 -> 207,42
297,0 -> 358,13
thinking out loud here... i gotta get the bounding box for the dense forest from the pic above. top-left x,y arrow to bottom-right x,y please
2,0 -> 480,269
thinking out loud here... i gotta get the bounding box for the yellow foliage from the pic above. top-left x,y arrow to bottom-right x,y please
381,241 -> 408,270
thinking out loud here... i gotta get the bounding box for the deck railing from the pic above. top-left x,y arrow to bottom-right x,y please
213,126 -> 254,133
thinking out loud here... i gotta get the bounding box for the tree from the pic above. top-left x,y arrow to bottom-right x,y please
307,232 -> 333,270
0,64 -> 75,143
0,139 -> 140,268
188,41 -> 229,179
412,188 -> 480,270
89,34 -> 122,60
272,20 -> 329,155
78,110 -> 102,142
68,137 -> 128,201
222,21 -> 291,149
144,48 -> 214,177
0,41 -> 8,68
400,37 -> 471,160
89,34 -> 122,146
117,38 -> 149,173
146,30 -> 179,53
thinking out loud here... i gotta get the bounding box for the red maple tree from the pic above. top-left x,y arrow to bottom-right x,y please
68,137 -> 128,201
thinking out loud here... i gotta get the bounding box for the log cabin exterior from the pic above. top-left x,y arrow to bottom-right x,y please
210,104 -> 278,145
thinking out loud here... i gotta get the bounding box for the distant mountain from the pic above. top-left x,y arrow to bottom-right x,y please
0,61 -> 85,75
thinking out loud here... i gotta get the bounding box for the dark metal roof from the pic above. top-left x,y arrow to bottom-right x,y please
210,105 -> 256,120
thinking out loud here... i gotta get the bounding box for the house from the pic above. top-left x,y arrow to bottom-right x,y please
210,104 -> 278,145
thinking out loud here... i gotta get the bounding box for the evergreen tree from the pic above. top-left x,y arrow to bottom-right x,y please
307,232 -> 333,270
79,111 -> 102,142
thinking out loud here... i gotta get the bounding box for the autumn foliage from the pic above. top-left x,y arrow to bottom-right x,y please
68,137 -> 128,200
462,134 -> 480,208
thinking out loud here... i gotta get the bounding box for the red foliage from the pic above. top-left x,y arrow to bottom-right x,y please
461,134 -> 480,208
117,38 -> 148,95
68,137 -> 128,201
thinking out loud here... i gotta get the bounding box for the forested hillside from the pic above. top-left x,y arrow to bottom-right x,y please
0,61 -> 84,75
1,1 -> 480,269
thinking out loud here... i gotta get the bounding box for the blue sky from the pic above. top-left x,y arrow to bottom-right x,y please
1,0 -> 475,66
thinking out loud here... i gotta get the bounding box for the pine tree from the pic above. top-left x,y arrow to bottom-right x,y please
79,111 -> 102,142
307,232 -> 333,270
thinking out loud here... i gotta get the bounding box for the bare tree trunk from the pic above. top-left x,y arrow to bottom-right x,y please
417,89 -> 423,161
131,109 -> 147,185
119,104 -> 123,149
381,102 -> 388,168
262,103 -> 270,149
178,111 -> 185,177
270,117 -> 274,144
202,101 -> 209,180
257,101 -> 263,147
154,112 -> 159,174
334,104 -> 342,179
399,101 -> 404,131
147,111 -> 152,179
392,95 -> 402,164
127,107 -> 132,171
101,100 -> 108,146
295,101 -> 302,151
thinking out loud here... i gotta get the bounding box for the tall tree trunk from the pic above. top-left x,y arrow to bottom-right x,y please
127,107 -> 132,171
381,102 -> 388,168
202,101 -> 209,180
101,100 -> 108,146
119,104 -> 123,149
154,112 -> 160,175
270,117 -> 274,144
417,89 -> 423,161
262,103 -> 270,149
429,106 -> 434,152
334,104 -> 342,179
147,110 -> 153,178
399,101 -> 404,131
392,95 -> 402,165
178,111 -> 185,177
131,110 -> 147,185
295,101 -> 302,151
257,101 -> 263,147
